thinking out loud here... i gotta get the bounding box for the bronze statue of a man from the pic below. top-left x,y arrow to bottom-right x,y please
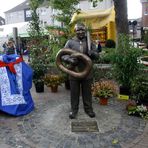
62,23 -> 99,119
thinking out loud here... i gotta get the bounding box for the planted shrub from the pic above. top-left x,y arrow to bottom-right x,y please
143,30 -> 148,48
112,34 -> 143,91
99,48 -> 116,64
131,74 -> 148,102
105,39 -> 116,48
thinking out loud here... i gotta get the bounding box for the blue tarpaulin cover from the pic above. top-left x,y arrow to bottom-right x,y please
0,54 -> 34,116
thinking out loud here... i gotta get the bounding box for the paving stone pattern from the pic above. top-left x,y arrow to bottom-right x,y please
0,85 -> 147,148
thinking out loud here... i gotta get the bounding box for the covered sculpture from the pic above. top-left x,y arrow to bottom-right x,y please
0,54 -> 34,116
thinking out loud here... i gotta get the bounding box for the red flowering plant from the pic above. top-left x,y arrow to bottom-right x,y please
91,80 -> 118,99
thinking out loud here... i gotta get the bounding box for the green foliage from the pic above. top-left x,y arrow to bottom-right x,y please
29,39 -> 50,84
128,104 -> 148,119
112,34 -> 143,89
48,44 -> 60,65
97,48 -> 116,64
93,64 -> 113,81
105,39 -> 116,48
28,0 -> 50,84
143,30 -> 148,46
45,0 -> 80,68
28,0 -> 43,39
142,50 -> 148,56
131,74 -> 148,100
47,26 -> 69,66
49,0 -> 79,26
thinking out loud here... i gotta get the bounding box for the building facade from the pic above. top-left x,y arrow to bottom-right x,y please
4,0 -> 54,26
0,17 -> 5,25
141,0 -> 148,29
4,0 -> 113,26
2,0 -> 114,42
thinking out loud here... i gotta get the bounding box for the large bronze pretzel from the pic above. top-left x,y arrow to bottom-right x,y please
56,48 -> 92,78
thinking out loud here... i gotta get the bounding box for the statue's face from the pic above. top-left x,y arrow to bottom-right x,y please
75,25 -> 86,40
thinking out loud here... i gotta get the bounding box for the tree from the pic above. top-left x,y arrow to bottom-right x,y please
46,0 -> 80,45
29,0 -> 42,40
28,0 -> 50,86
113,0 -> 128,35
49,0 -> 79,27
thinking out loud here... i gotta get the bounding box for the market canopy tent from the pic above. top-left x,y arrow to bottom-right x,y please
70,6 -> 116,42
0,22 -> 29,38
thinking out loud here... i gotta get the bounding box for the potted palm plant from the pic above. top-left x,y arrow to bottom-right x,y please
92,79 -> 118,105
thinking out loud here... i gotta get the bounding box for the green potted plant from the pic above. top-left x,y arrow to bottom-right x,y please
98,48 -> 116,64
112,34 -> 143,98
28,0 -> 50,92
91,79 -> 118,105
30,50 -> 49,92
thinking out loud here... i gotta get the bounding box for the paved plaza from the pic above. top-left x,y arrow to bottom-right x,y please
0,84 -> 148,148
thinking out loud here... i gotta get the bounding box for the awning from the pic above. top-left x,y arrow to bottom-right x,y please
0,22 -> 29,38
70,6 -> 115,29
18,22 -> 30,37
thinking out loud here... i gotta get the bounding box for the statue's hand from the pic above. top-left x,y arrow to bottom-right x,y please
68,57 -> 78,66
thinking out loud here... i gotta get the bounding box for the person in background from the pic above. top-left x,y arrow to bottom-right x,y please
2,42 -> 7,53
61,23 -> 99,119
6,41 -> 17,55
97,40 -> 102,52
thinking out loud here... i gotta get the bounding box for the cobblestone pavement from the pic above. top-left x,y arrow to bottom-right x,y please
0,85 -> 148,148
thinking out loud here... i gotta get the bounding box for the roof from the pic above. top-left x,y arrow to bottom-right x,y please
5,0 -> 49,14
5,0 -> 30,13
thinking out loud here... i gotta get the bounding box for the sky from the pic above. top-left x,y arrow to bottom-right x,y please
0,0 -> 25,17
0,0 -> 142,19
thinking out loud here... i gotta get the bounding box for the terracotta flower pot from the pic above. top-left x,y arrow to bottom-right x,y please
51,85 -> 58,93
99,98 -> 108,105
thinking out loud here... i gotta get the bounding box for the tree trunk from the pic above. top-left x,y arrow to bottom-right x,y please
113,0 -> 129,41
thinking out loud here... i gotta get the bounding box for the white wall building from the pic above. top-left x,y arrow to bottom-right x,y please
0,0 -> 113,39
4,0 -> 113,25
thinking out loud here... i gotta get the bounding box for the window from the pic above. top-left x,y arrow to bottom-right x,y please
90,1 -> 98,9
40,9 -> 47,15
144,7 -> 148,15
144,4 -> 148,15
26,10 -> 32,17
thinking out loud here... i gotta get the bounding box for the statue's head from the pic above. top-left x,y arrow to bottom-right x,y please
74,23 -> 86,40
